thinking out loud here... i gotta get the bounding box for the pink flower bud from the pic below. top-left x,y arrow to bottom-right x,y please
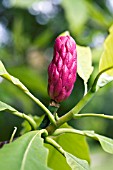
48,33 -> 77,103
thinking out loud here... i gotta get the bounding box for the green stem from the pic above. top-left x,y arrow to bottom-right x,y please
55,65 -> 113,129
9,127 -> 17,143
12,111 -> 37,130
38,101 -> 59,129
74,113 -> 113,120
52,128 -> 97,140
53,128 -> 84,136
46,65 -> 113,132
45,137 -> 65,156
1,72 -> 56,126
57,90 -> 95,127
26,91 -> 56,125
46,90 -> 95,134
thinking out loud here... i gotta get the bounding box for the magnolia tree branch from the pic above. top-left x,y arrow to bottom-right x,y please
11,111 -> 37,130
57,90 -> 94,126
45,136 -> 65,156
46,89 -> 95,135
0,100 -> 37,130
25,91 -> 56,125
1,61 -> 113,136
0,61 -> 56,126
46,66 -> 113,135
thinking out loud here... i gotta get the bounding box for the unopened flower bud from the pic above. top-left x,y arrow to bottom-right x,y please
48,32 -> 77,103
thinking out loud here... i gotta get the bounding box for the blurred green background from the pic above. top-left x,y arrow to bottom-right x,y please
0,0 -> 113,169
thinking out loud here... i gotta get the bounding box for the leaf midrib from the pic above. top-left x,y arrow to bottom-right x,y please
20,132 -> 39,170
66,152 -> 89,170
97,136 -> 113,148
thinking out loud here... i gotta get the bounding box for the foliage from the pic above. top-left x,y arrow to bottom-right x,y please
0,130 -> 51,170
64,152 -> 90,170
46,124 -> 90,170
99,25 -> 113,76
77,45 -> 93,94
0,0 -> 113,169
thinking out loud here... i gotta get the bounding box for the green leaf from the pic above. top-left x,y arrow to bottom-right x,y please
97,25 -> 113,87
77,45 -> 93,83
0,60 -> 28,92
0,100 -> 37,130
99,25 -> 113,76
77,45 -> 93,93
83,131 -> 113,154
10,0 -> 41,8
53,128 -> 113,156
0,60 -> 56,126
45,143 -> 71,170
46,124 -> 90,170
0,131 -> 51,170
61,0 -> 88,33
0,100 -> 16,112
56,133 -> 90,162
0,60 -> 8,75
65,152 -> 90,170
0,80 -> 34,113
95,134 -> 113,154
97,72 -> 113,87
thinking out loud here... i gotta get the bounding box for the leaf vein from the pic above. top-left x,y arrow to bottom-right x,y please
20,132 -> 39,170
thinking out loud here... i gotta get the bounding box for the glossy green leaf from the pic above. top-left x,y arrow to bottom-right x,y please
0,60 -> 8,75
95,134 -> 113,154
0,81 -> 34,113
0,100 -> 37,130
46,125 -> 90,170
0,100 -> 16,112
0,131 -> 51,170
0,60 -> 28,92
77,45 -> 93,93
77,45 -> 93,84
97,25 -> 113,87
61,0 -> 88,33
0,60 -> 55,125
10,0 -> 40,8
56,133 -> 90,162
45,143 -> 71,170
97,72 -> 113,87
99,25 -> 113,76
65,152 -> 90,170
83,131 -> 113,154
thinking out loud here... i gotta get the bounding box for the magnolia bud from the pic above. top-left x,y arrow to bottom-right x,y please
48,32 -> 77,103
